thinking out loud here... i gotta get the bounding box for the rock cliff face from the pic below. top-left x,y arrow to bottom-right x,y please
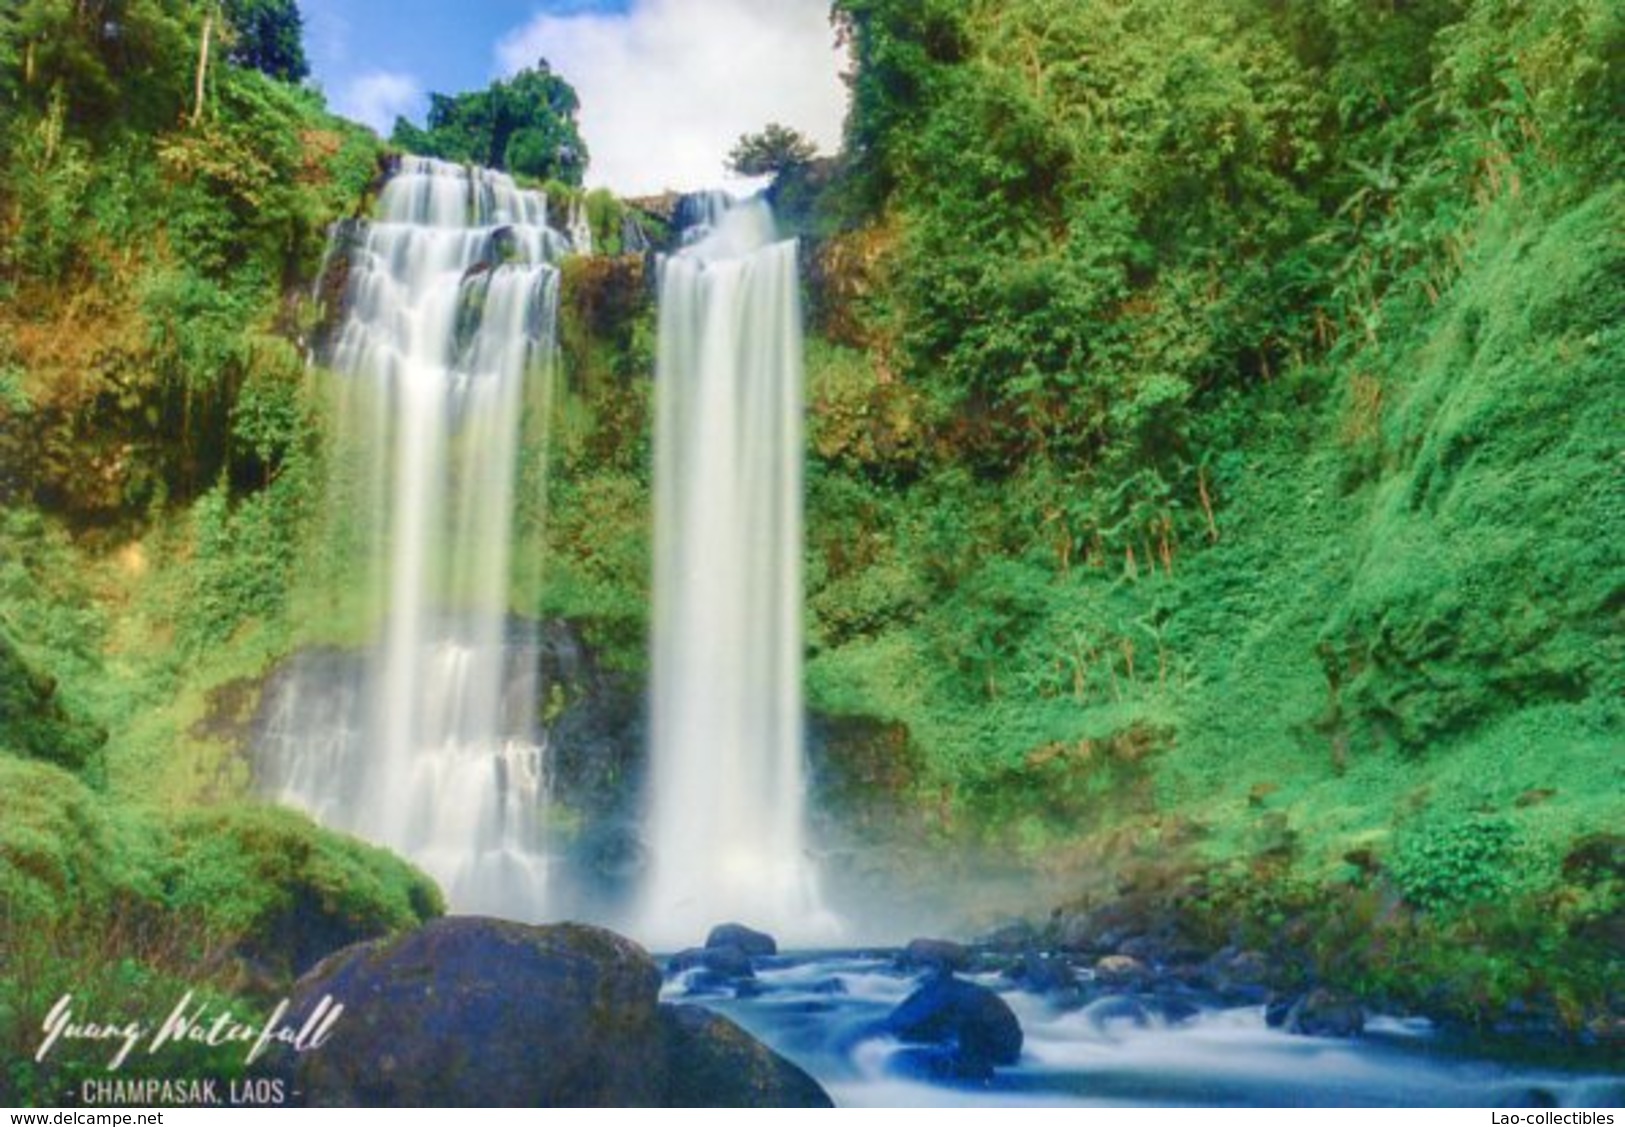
275,917 -> 832,1107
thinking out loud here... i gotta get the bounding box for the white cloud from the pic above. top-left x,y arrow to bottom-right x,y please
335,70 -> 426,137
496,0 -> 848,196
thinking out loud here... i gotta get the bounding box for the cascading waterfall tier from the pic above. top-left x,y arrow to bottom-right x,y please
639,198 -> 836,947
259,155 -> 567,920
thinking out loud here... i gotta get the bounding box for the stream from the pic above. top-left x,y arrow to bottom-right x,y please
669,952 -> 1625,1108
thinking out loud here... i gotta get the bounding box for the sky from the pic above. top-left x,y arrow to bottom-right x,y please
302,0 -> 849,195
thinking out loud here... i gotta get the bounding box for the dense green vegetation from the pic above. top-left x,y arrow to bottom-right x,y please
0,4 -> 444,1102
0,0 -> 1619,1094
220,0 -> 309,83
546,0 -> 1621,1029
807,0 -> 1623,764
784,0 -> 1621,1026
391,61 -> 589,185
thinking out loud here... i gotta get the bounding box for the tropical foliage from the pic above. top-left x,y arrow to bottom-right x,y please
0,0 -> 1619,1070
391,61 -> 589,184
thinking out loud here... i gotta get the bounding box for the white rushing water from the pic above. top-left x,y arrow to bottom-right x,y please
262,156 -> 568,919
688,956 -> 1624,1109
639,198 -> 834,946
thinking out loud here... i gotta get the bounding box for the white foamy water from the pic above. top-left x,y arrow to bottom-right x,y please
260,156 -> 569,919
685,955 -> 1625,1109
637,198 -> 836,947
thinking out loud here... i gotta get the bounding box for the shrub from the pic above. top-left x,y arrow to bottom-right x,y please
1390,814 -> 1517,912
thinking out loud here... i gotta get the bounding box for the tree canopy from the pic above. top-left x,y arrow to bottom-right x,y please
222,0 -> 308,83
391,61 -> 588,185
726,122 -> 819,177
6,0 -> 199,130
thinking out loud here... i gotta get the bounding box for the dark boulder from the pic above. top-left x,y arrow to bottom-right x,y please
282,917 -> 661,1105
659,1005 -> 832,1107
1078,994 -> 1154,1034
1203,947 -> 1273,1003
669,945 -> 756,979
884,975 -> 1023,1080
1145,993 -> 1204,1025
1005,951 -> 1078,996
1494,1088 -> 1560,1108
667,945 -> 759,998
706,922 -> 777,957
275,917 -> 831,1106
898,938 -> 971,974
978,919 -> 1039,952
1094,954 -> 1151,989
1269,987 -> 1365,1038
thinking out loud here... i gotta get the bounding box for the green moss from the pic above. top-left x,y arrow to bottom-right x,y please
1326,189 -> 1624,752
0,757 -> 159,921
0,758 -> 443,1100
165,804 -> 444,973
0,755 -> 440,944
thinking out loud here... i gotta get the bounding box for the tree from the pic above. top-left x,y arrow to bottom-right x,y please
9,0 -> 199,131
390,61 -> 588,185
725,122 -> 818,176
222,0 -> 307,83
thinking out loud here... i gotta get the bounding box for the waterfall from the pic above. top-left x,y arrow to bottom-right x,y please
639,198 -> 834,946
674,189 -> 735,246
567,196 -> 594,257
260,156 -> 567,920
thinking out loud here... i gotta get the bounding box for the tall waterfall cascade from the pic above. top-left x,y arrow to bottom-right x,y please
639,198 -> 836,946
258,156 -> 569,920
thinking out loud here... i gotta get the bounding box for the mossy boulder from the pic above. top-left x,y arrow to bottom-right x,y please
658,1005 -> 832,1107
164,805 -> 444,978
0,756 -> 440,984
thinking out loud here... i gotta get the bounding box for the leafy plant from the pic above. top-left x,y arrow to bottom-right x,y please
1390,814 -> 1518,912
